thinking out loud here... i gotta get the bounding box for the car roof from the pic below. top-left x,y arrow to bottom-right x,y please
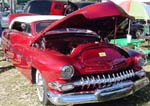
11,15 -> 65,23
9,15 -> 65,28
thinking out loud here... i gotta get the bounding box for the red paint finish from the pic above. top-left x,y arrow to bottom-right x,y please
50,1 -> 64,15
1,1 -> 146,101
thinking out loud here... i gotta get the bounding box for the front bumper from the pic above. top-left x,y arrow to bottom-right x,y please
47,77 -> 149,105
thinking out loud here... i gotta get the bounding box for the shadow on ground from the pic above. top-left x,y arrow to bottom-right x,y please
0,58 -> 14,74
0,65 -> 14,73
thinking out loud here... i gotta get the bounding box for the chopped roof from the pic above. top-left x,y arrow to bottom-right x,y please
9,15 -> 65,28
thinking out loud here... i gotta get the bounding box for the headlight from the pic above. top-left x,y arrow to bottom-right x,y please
61,65 -> 74,79
137,57 -> 145,66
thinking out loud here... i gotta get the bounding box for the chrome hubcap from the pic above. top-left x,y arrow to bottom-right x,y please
36,70 -> 44,102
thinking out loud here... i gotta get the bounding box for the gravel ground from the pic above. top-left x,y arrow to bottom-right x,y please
0,61 -> 150,106
0,61 -> 41,106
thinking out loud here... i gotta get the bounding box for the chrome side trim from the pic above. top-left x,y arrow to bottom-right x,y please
47,77 -> 149,106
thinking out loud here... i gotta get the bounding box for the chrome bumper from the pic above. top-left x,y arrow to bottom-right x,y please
47,77 -> 149,105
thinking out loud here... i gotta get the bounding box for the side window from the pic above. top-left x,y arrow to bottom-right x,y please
11,21 -> 23,31
11,22 -> 31,34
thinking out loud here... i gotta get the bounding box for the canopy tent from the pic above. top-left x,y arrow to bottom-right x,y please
119,0 -> 150,20
119,0 -> 150,40
110,0 -> 150,4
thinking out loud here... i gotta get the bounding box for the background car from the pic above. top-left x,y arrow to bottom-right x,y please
64,1 -> 95,15
130,19 -> 146,38
75,1 -> 95,9
23,0 -> 95,15
0,2 -> 9,11
108,19 -> 146,39
23,0 -> 65,15
1,9 -> 23,29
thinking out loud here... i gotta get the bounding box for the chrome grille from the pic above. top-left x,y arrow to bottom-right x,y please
73,69 -> 135,89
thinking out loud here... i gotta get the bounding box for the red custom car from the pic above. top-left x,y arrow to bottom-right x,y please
1,2 -> 149,106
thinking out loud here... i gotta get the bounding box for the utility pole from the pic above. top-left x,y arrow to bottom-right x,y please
2,0 -> 5,11
9,0 -> 16,13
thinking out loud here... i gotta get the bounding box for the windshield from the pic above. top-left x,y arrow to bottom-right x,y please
50,28 -> 96,34
36,20 -> 56,33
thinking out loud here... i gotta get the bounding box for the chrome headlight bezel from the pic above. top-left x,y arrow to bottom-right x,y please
48,82 -> 74,92
60,65 -> 74,79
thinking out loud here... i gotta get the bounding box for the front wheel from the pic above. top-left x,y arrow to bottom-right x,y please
36,70 -> 52,106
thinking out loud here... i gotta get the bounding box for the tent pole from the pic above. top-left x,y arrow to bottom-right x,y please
113,17 -> 118,44
128,19 -> 131,35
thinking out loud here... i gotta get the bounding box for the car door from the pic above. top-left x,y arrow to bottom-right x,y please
2,22 -> 33,77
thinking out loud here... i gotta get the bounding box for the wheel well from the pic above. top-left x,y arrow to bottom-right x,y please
31,67 -> 36,84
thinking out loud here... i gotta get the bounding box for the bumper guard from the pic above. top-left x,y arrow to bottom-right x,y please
47,77 -> 149,105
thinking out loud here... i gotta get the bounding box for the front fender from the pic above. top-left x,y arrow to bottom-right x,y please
30,49 -> 74,83
127,49 -> 142,57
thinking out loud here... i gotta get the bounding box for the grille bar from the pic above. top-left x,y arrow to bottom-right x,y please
73,69 -> 135,89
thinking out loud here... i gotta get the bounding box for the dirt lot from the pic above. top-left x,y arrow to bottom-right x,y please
0,61 -> 41,106
0,56 -> 150,106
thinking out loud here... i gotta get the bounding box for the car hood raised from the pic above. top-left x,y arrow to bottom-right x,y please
33,1 -> 133,43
